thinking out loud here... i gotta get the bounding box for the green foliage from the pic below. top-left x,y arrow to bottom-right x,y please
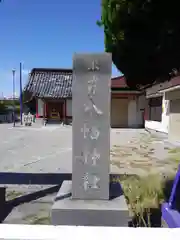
0,100 -> 20,114
4,99 -> 20,106
0,101 -> 8,113
99,0 -> 180,87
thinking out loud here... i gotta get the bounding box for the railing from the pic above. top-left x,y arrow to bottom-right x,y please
0,172 -> 71,185
0,224 -> 179,240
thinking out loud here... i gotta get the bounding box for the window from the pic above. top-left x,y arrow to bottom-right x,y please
149,96 -> 162,122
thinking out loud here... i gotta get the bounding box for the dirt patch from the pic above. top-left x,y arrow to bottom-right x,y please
6,191 -> 23,201
110,135 -> 179,175
23,211 -> 50,225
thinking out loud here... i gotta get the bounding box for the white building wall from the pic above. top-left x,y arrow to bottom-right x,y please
66,99 -> 72,117
161,94 -> 170,132
38,99 -> 44,117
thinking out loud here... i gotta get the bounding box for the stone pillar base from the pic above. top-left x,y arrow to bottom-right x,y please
51,181 -> 129,226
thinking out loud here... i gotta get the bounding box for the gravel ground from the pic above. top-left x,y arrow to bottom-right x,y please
0,123 -> 178,224
110,128 -> 178,176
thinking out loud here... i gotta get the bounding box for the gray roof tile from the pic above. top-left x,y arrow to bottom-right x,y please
24,68 -> 73,99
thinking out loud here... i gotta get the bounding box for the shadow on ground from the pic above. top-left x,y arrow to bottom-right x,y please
0,184 -> 63,223
0,173 -> 125,223
0,172 -> 72,223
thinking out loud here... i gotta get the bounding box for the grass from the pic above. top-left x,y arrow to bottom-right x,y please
111,144 -> 180,227
167,148 -> 180,169
32,215 -> 50,225
168,147 -> 180,154
112,173 -> 176,227
23,213 -> 50,225
6,190 -> 23,201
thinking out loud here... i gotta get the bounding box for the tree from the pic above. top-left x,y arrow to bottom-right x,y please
98,0 -> 180,88
0,101 -> 8,114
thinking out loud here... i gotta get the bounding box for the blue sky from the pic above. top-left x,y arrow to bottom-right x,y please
0,0 -> 121,96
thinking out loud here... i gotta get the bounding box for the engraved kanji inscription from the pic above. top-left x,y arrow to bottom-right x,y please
81,124 -> 100,140
91,148 -> 100,166
89,126 -> 100,140
87,75 -> 98,98
84,99 -> 103,116
88,60 -> 100,72
81,123 -> 90,139
76,148 -> 100,166
82,172 -> 100,191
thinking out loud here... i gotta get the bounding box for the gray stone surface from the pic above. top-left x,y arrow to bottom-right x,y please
72,53 -> 112,200
51,181 -> 129,226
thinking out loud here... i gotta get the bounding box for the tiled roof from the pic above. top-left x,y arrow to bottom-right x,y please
23,68 -> 72,99
24,68 -> 130,101
111,75 -> 128,88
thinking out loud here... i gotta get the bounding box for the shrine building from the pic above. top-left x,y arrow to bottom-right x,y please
23,68 -> 145,128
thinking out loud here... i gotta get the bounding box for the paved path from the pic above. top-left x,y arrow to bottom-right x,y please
0,123 -> 178,176
0,124 -> 72,173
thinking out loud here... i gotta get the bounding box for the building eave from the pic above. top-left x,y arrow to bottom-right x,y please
159,85 -> 180,93
112,90 -> 141,94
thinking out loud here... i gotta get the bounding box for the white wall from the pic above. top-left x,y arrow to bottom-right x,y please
38,99 -> 44,116
66,99 -> 72,117
161,95 -> 170,132
145,120 -> 167,133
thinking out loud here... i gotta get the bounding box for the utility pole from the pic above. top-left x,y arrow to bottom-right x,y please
20,62 -> 23,125
12,69 -> 16,127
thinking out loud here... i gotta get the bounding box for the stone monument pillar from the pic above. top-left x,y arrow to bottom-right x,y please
51,53 -> 129,226
72,53 -> 111,200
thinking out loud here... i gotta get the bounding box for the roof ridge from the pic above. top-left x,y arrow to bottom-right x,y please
111,75 -> 125,80
31,68 -> 72,73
